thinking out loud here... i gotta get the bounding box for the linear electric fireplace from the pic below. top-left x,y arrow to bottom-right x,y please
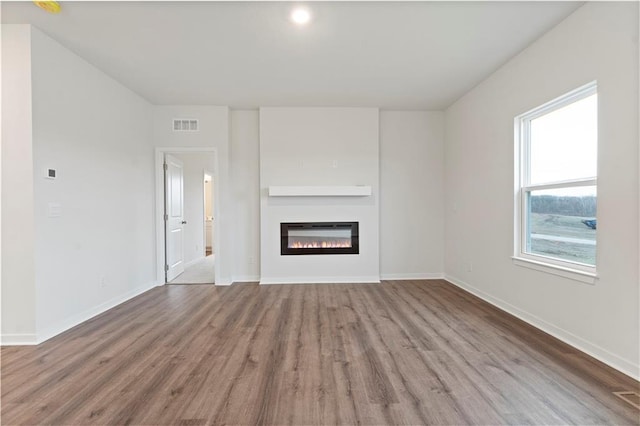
281,222 -> 359,255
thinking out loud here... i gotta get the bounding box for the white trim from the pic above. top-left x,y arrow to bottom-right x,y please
155,147 -> 221,287
518,81 -> 598,122
268,185 -> 372,197
215,280 -> 233,286
1,334 -> 38,346
522,178 -> 597,192
260,276 -> 380,285
444,274 -> 639,381
380,272 -> 444,280
512,256 -> 597,284
232,275 -> 260,283
37,281 -> 160,344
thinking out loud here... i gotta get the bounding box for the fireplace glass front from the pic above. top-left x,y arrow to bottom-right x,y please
281,222 -> 359,255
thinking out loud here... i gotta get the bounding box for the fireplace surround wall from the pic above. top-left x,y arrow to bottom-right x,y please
259,107 -> 380,284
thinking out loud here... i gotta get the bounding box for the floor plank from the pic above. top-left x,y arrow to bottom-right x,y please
2,280 -> 638,425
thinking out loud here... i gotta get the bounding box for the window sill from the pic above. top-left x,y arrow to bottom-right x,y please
511,256 -> 598,284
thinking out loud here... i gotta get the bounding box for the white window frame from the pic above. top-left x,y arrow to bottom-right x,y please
513,82 -> 598,283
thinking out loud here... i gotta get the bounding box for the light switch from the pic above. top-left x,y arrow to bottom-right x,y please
48,202 -> 62,218
45,168 -> 57,179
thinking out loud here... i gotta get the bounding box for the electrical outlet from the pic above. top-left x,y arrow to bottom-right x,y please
100,276 -> 107,288
466,262 -> 473,272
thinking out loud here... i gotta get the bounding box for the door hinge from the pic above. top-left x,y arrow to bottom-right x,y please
164,214 -> 168,221
165,264 -> 169,272
163,163 -> 168,171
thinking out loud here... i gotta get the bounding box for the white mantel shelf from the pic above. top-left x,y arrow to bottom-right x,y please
268,185 -> 372,197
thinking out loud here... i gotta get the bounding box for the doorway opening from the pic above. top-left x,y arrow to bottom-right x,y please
204,172 -> 214,257
157,149 -> 217,285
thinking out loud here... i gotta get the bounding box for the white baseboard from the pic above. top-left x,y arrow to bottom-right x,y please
215,281 -> 233,286
1,333 -> 38,346
36,281 -> 160,344
260,276 -> 381,285
233,273 -> 445,284
380,272 -> 444,280
444,274 -> 640,381
232,275 -> 260,283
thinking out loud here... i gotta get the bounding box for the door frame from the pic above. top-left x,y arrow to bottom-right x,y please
155,147 -> 220,285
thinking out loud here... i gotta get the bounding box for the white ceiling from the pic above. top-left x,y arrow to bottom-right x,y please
2,1 -> 582,109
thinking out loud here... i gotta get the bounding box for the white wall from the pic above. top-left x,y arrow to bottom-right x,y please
1,25 -> 37,343
259,107 -> 380,283
230,110 -> 260,282
380,111 -> 445,279
444,2 -> 639,378
29,27 -> 156,341
171,152 -> 215,266
152,105 -> 231,284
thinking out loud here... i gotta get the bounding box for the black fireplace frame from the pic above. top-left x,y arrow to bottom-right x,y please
280,222 -> 359,255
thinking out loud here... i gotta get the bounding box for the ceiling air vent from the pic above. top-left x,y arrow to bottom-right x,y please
173,119 -> 199,132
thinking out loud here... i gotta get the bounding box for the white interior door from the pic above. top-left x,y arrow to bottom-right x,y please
165,154 -> 185,282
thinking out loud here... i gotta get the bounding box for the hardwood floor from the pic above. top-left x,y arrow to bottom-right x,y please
2,280 -> 639,425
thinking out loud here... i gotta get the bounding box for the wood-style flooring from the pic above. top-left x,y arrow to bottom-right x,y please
2,280 -> 639,425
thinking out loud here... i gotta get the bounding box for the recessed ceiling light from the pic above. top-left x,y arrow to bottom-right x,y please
290,7 -> 311,26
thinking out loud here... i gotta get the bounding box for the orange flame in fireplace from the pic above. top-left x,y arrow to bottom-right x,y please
289,239 -> 352,249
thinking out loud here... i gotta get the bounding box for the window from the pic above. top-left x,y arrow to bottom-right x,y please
515,82 -> 598,279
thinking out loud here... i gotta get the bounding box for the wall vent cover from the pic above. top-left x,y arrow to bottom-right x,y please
613,391 -> 640,410
173,119 -> 199,132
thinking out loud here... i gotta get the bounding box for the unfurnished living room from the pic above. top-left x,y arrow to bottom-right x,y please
1,1 -> 639,425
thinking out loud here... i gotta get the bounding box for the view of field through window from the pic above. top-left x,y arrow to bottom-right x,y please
528,187 -> 596,265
